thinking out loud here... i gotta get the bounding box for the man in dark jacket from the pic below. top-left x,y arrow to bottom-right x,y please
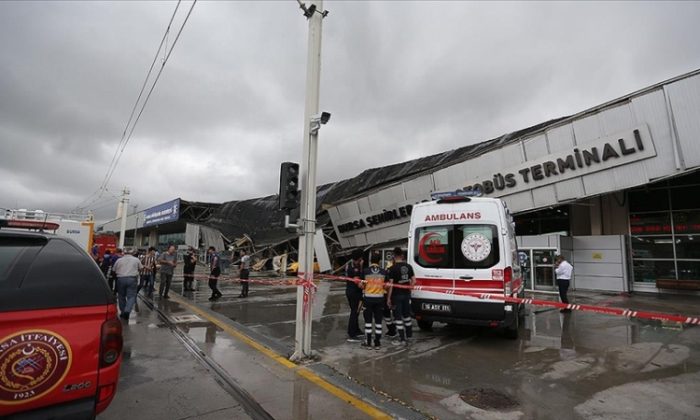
183,247 -> 197,291
345,249 -> 364,342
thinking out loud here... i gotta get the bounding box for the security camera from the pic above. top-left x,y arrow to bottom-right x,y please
310,111 -> 331,135
303,4 -> 316,18
311,112 -> 331,124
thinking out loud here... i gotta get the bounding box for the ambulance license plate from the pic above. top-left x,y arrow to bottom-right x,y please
422,303 -> 451,312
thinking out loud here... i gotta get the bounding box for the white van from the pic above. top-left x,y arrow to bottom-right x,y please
407,192 -> 525,338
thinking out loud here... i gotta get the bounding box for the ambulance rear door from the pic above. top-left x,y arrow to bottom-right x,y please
411,221 -> 455,311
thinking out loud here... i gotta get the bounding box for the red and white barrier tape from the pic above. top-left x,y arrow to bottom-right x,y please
168,272 -> 700,326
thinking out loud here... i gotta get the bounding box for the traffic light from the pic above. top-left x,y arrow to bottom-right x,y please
279,162 -> 300,211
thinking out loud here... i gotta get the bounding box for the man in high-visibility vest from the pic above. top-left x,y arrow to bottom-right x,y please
360,253 -> 388,350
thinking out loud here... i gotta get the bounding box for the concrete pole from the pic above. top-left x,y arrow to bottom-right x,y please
132,205 -> 139,248
291,0 -> 323,361
118,187 -> 130,249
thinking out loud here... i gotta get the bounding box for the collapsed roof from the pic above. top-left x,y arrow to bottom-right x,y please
200,116 -> 569,246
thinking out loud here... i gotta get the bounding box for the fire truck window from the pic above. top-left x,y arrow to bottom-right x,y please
455,225 -> 500,269
414,226 -> 452,268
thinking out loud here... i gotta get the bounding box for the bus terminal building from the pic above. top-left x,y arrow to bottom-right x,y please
100,68 -> 700,295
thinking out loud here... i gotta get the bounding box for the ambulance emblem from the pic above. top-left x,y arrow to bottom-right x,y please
0,330 -> 72,405
461,233 -> 492,262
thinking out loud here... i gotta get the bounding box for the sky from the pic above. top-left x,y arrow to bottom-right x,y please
1,1 -> 700,221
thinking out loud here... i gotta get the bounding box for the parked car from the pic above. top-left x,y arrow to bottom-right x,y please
0,225 -> 123,419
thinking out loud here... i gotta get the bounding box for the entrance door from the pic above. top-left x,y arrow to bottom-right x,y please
533,249 -> 556,291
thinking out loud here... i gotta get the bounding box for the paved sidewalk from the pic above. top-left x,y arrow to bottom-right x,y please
99,301 -> 252,420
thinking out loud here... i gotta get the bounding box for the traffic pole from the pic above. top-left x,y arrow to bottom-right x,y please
118,187 -> 129,249
291,0 -> 324,361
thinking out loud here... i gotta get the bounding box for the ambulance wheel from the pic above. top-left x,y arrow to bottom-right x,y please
505,312 -> 519,340
417,320 -> 433,331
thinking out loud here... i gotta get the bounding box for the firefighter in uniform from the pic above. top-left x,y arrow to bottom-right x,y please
360,253 -> 388,350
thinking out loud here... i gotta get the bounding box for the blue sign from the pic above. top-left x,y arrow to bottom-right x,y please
143,198 -> 180,227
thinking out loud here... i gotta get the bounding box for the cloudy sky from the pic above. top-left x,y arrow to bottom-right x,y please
2,1 -> 699,221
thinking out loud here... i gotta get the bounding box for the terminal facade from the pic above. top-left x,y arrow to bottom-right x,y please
100,69 -> 700,295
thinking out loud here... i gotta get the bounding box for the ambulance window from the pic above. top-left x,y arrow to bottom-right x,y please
455,225 -> 500,269
414,226 -> 452,268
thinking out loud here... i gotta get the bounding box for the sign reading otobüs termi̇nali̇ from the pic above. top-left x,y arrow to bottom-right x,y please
458,125 -> 656,195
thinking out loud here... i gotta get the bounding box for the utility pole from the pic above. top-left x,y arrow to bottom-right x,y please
132,204 -> 139,248
291,0 -> 326,361
118,187 -> 130,249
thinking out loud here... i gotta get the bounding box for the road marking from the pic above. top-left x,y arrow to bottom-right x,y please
170,295 -> 392,420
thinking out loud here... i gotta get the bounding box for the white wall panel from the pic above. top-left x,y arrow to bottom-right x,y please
336,201 -> 360,219
531,185 -> 557,208
402,175 -> 435,201
433,161 -> 467,191
499,143 -> 526,166
465,150 -> 501,181
502,191 -> 534,212
666,75 -> 700,168
523,134 -> 548,159
368,184 -> 404,210
574,262 -> 623,277
572,114 -> 603,144
357,196 -> 371,214
598,103 -> 636,135
547,124 -> 576,152
573,249 -> 622,264
573,235 -> 625,250
630,89 -> 677,178
574,276 -> 625,292
555,178 -> 585,202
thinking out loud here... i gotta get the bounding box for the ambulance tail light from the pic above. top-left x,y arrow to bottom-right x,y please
505,267 -> 513,296
493,267 -> 513,296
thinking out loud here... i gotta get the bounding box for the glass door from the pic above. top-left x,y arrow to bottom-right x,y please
533,249 -> 556,291
518,250 -> 532,290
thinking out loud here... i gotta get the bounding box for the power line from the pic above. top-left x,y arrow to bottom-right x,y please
96,0 -> 184,197
75,2 -> 182,212
75,0 -> 196,212
101,0 -> 197,191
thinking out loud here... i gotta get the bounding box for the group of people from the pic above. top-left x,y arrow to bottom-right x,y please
98,245 -> 253,318
345,247 -> 416,350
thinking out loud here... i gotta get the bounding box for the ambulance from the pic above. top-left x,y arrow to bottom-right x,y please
407,191 -> 524,338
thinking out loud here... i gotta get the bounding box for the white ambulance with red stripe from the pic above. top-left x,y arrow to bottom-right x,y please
408,191 -> 524,338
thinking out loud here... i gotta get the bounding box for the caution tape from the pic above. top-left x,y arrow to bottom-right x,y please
167,271 -> 700,326
315,273 -> 700,326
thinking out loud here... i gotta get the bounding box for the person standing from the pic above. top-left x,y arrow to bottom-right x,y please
360,253 -> 388,350
207,246 -> 223,301
555,254 -> 574,313
183,247 -> 197,292
345,249 -> 364,342
112,249 -> 143,321
158,245 -> 177,299
238,249 -> 251,298
108,248 -> 123,294
100,249 -> 113,278
386,247 -> 416,345
138,247 -> 157,298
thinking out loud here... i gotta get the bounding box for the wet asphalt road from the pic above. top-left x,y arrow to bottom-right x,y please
172,271 -> 700,420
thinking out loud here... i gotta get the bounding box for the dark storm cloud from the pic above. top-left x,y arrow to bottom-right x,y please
1,1 -> 699,220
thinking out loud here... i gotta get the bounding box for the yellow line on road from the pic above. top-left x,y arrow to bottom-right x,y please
171,295 -> 392,420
